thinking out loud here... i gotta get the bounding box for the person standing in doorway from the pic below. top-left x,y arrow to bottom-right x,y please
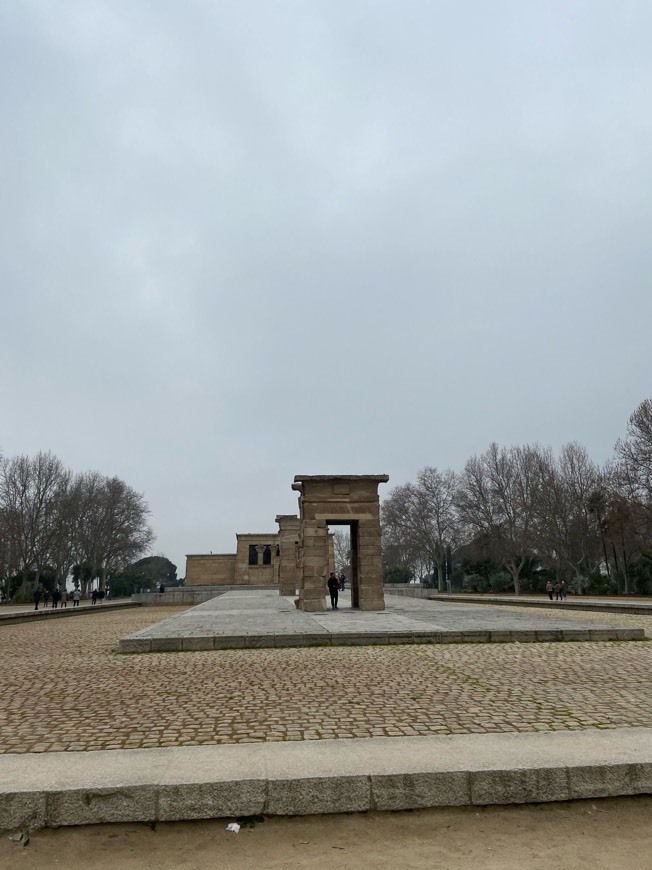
328,572 -> 339,610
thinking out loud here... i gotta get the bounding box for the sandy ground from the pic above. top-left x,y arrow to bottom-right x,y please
2,797 -> 652,870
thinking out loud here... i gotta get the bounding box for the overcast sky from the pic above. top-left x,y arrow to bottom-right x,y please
2,1 -> 651,576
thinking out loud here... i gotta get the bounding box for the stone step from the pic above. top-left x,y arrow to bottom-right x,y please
2,728 -> 651,829
119,625 -> 645,652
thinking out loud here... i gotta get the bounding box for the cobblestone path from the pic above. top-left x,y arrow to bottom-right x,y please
1,607 -> 651,753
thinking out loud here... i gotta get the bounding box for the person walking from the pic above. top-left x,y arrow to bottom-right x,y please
33,587 -> 42,611
545,580 -> 554,601
554,581 -> 562,601
339,573 -> 346,592
91,588 -> 98,605
559,580 -> 567,600
51,587 -> 61,609
43,589 -> 50,608
327,572 -> 339,610
72,588 -> 81,607
60,587 -> 68,608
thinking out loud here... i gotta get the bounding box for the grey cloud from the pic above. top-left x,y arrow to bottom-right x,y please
2,0 -> 651,572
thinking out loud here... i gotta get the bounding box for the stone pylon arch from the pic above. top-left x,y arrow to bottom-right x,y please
292,474 -> 389,612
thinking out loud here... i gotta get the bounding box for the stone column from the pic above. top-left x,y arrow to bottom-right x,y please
296,517 -> 329,612
356,521 -> 385,610
275,514 -> 300,596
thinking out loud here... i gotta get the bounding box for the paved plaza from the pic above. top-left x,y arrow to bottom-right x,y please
119,589 -> 644,651
1,602 -> 651,754
2,601 -> 652,828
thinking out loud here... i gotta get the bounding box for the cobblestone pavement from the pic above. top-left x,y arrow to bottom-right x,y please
1,607 -> 651,753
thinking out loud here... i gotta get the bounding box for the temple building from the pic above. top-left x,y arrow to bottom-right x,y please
185,474 -> 388,611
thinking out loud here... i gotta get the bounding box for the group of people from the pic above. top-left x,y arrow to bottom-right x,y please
327,572 -> 347,610
545,580 -> 567,601
34,586 -> 85,610
91,587 -> 108,605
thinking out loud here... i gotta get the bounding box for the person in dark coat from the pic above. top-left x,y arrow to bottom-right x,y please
327,572 -> 339,610
33,588 -> 42,611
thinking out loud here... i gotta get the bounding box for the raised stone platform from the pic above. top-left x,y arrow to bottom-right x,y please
131,585 -> 274,606
2,728 -> 651,828
0,600 -> 140,626
386,586 -> 652,616
119,589 -> 645,652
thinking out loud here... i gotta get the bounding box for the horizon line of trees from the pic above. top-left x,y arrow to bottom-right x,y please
382,398 -> 652,596
0,450 -> 155,602
109,555 -> 179,598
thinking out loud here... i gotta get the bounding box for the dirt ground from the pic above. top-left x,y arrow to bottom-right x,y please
2,796 -> 651,870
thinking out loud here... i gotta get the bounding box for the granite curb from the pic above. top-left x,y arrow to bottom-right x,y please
423,593 -> 652,616
2,728 -> 651,829
119,626 -> 645,652
0,602 -> 141,626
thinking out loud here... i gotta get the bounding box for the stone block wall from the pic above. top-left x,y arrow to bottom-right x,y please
185,554 -> 236,586
234,533 -> 279,585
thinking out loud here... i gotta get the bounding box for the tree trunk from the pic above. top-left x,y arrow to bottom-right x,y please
508,565 -> 521,596
612,544 -> 622,594
18,571 -> 30,601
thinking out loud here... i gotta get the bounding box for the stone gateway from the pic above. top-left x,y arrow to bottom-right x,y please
185,473 -> 389,612
292,475 -> 388,612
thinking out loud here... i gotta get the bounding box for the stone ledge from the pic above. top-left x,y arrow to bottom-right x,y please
1,728 -> 651,829
0,602 -> 141,626
419,592 -> 652,616
118,626 -> 646,653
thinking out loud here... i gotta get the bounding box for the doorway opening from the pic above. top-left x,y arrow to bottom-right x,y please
328,521 -> 360,608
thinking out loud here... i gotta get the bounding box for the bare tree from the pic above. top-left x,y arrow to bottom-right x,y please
605,398 -> 652,591
75,474 -> 155,590
616,397 -> 652,501
0,455 -> 155,601
0,452 -> 68,597
332,529 -> 351,576
382,467 -> 459,590
537,443 -> 604,583
456,443 -> 546,595
47,471 -> 86,591
598,460 -> 652,594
